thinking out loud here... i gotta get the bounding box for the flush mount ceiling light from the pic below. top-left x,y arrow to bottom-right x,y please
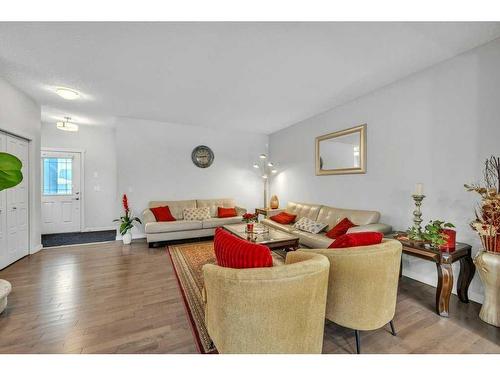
55,87 -> 80,100
259,154 -> 267,159
56,117 -> 79,132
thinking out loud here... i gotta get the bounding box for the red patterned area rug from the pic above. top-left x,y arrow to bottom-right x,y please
167,241 -> 285,354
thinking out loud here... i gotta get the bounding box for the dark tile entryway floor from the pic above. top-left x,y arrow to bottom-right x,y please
41,230 -> 116,247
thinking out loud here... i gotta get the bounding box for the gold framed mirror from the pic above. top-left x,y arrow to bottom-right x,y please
315,124 -> 366,175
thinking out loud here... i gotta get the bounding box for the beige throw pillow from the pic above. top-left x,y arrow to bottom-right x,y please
183,207 -> 211,221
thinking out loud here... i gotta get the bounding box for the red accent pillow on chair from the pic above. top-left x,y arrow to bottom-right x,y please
325,217 -> 357,239
214,228 -> 273,268
328,232 -> 383,248
150,206 -> 176,222
218,207 -> 237,218
270,212 -> 297,224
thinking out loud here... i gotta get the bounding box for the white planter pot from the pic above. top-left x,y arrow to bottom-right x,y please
122,231 -> 132,245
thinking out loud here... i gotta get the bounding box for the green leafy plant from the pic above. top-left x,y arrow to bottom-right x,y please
113,194 -> 142,235
0,152 -> 23,191
421,220 -> 455,248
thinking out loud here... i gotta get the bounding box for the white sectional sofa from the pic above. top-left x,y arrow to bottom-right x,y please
142,198 -> 246,246
261,201 -> 392,248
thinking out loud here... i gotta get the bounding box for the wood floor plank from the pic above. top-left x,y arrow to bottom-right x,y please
0,240 -> 498,354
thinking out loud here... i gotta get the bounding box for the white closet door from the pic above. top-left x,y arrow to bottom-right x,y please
0,132 -> 7,269
3,134 -> 29,268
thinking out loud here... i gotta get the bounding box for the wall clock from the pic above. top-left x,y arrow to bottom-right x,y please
191,145 -> 215,168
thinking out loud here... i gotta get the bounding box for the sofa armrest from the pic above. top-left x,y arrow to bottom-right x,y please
142,209 -> 156,224
347,223 -> 392,234
235,206 -> 247,216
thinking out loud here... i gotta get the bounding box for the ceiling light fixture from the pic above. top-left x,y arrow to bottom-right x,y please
259,154 -> 267,159
267,162 -> 274,167
56,87 -> 80,100
56,117 -> 79,132
253,163 -> 259,169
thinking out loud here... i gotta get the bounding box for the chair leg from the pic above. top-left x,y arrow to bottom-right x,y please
389,320 -> 397,336
354,330 -> 361,354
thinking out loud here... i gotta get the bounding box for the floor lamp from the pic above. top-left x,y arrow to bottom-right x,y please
253,153 -> 277,208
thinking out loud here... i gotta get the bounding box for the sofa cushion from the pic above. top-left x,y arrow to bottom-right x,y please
317,206 -> 380,230
326,217 -> 357,239
261,218 -> 294,233
150,206 -> 176,222
197,198 -> 236,217
328,232 -> 383,248
214,228 -> 273,269
285,201 -> 322,221
293,217 -> 328,234
183,207 -> 211,221
202,216 -> 243,229
294,231 -> 333,249
218,207 -> 237,218
149,200 -> 196,220
145,220 -> 203,234
270,212 -> 296,224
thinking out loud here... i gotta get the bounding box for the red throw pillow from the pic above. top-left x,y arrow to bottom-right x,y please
214,228 -> 273,268
328,232 -> 383,248
150,206 -> 176,222
218,207 -> 237,218
270,212 -> 297,224
325,217 -> 357,239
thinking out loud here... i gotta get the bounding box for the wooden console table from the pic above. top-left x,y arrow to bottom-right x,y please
387,233 -> 475,317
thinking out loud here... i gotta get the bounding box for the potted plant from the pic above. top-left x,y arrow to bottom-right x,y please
114,194 -> 142,245
0,152 -> 23,191
421,220 -> 456,250
242,213 -> 257,233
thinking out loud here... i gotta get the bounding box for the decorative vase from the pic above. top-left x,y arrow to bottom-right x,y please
479,234 -> 500,254
439,229 -> 456,251
246,223 -> 254,233
474,251 -> 500,327
122,231 -> 132,245
270,195 -> 279,209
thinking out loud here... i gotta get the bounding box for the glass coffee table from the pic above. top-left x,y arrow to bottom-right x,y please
222,223 -> 300,252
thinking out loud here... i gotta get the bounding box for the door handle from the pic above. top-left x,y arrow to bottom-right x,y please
12,206 -> 17,210
74,198 -> 80,201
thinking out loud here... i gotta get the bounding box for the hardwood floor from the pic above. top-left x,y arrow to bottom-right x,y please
0,240 -> 498,354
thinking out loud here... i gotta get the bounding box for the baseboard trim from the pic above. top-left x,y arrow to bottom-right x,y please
30,244 -> 43,254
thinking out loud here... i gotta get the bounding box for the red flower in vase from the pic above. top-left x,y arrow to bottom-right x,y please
242,213 -> 256,223
122,194 -> 130,213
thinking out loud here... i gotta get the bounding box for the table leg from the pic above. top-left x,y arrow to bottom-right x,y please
436,262 -> 453,317
457,255 -> 476,303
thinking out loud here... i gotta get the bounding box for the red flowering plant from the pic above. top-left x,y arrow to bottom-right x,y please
113,194 -> 142,235
242,213 -> 257,223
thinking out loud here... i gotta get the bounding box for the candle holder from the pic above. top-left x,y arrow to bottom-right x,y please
410,194 -> 425,240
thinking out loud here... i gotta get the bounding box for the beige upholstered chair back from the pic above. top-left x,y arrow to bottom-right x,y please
303,239 -> 402,331
196,198 -> 236,217
203,251 -> 330,354
148,200 -> 196,220
285,201 -> 322,221
316,206 -> 381,231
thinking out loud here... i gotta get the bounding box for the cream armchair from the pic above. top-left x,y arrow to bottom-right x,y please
301,239 -> 402,354
203,251 -> 330,354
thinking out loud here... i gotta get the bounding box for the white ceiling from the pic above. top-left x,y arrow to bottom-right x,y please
1,22 -> 500,134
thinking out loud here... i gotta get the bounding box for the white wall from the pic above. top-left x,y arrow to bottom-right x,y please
269,38 -> 500,303
115,117 -> 268,237
0,77 -> 42,253
41,123 -> 118,231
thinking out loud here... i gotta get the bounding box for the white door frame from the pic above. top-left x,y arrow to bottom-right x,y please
41,147 -> 85,232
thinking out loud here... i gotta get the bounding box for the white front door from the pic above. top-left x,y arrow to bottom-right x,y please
41,150 -> 82,234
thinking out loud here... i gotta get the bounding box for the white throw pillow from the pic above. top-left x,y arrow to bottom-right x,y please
293,217 -> 328,234
183,207 -> 211,221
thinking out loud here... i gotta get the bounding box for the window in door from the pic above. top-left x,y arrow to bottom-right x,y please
42,157 -> 73,195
